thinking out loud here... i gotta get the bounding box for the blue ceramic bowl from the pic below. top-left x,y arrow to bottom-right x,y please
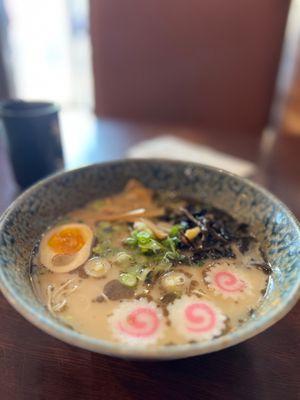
0,160 -> 299,360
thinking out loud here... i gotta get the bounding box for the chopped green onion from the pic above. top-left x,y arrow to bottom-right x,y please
169,224 -> 183,237
136,230 -> 152,243
84,257 -> 111,278
115,252 -> 132,266
160,271 -> 188,294
125,230 -> 162,254
119,273 -> 137,287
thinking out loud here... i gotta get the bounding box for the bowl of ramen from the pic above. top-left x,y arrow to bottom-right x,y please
0,160 -> 299,360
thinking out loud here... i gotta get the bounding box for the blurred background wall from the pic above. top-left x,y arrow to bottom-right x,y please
90,0 -> 289,136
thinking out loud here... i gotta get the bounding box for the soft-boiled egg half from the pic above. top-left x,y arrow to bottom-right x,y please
39,223 -> 93,273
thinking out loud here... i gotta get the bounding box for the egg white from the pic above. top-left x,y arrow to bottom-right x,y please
39,223 -> 93,273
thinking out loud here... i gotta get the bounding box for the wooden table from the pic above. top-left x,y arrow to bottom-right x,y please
0,116 -> 299,400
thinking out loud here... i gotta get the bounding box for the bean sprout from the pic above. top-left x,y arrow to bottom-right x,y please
192,289 -> 209,298
101,292 -> 109,302
46,278 -> 79,316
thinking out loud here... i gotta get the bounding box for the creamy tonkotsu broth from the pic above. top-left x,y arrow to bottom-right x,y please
31,180 -> 272,347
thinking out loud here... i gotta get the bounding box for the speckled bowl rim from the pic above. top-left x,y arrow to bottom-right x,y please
0,159 -> 299,360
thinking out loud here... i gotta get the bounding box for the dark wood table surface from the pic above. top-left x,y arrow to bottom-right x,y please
0,117 -> 299,400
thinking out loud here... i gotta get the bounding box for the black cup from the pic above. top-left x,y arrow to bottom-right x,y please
0,100 -> 64,189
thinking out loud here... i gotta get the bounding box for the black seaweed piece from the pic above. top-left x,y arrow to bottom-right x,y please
166,201 -> 257,263
236,236 -> 255,254
160,293 -> 178,305
135,293 -> 154,302
259,247 -> 269,264
144,269 -> 166,285
145,270 -> 155,285
251,260 -> 273,275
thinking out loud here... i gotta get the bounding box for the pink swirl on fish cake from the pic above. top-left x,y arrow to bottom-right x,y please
168,296 -> 226,341
204,262 -> 251,299
215,270 -> 246,292
185,302 -> 217,333
118,307 -> 159,338
109,299 -> 164,345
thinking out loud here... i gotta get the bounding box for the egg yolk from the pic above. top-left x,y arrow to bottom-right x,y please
48,227 -> 85,254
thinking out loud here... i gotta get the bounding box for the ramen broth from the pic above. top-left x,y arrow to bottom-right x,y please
31,180 -> 271,347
